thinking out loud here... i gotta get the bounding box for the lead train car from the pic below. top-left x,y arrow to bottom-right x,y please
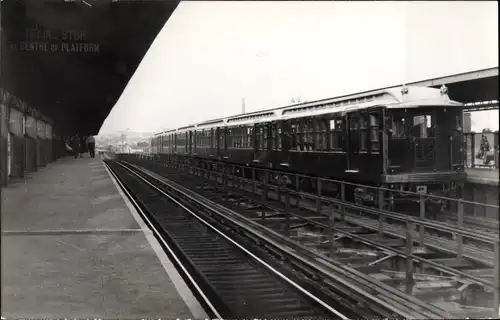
151,86 -> 466,208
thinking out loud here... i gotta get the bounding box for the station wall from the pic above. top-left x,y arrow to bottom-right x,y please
0,88 -> 67,186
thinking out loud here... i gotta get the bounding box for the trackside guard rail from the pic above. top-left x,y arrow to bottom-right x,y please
120,160 -> 454,320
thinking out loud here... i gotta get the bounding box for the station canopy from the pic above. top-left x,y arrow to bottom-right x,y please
1,0 -> 179,135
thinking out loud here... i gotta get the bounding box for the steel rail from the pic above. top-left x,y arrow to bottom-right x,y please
111,160 -> 351,319
154,160 -> 496,287
182,159 -> 498,241
103,160 -> 223,319
121,159 -> 455,319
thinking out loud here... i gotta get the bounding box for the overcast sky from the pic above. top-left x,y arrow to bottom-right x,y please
99,1 -> 498,135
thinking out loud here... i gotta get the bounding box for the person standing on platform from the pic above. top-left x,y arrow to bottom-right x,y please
86,135 -> 96,158
79,136 -> 86,158
70,135 -> 80,159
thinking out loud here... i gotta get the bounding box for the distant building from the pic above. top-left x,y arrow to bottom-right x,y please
463,112 -> 471,133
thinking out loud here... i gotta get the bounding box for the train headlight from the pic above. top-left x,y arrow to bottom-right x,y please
440,85 -> 448,95
401,85 -> 409,95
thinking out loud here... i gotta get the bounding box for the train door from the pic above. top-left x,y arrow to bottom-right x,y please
266,122 -> 272,159
278,120 -> 288,163
411,111 -> 436,170
223,127 -> 228,157
193,130 -> 200,154
169,134 -> 173,154
252,124 -> 258,161
190,131 -> 194,155
254,123 -> 266,163
175,133 -> 178,154
216,127 -> 220,158
346,112 -> 360,171
210,128 -> 215,157
280,120 -> 290,162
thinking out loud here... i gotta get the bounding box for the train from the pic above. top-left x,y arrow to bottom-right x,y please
150,85 -> 466,211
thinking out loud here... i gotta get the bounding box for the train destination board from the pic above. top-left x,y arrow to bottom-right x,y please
9,25 -> 100,54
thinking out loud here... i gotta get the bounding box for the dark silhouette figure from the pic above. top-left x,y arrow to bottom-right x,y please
70,135 -> 80,159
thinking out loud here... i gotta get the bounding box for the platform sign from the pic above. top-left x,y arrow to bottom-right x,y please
416,185 -> 427,194
470,132 -> 497,167
8,24 -> 99,54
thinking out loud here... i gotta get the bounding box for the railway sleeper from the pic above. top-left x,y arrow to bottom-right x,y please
335,256 -> 379,265
430,258 -> 476,269
359,234 -> 407,247
261,188 -> 494,266
124,159 -> 498,318
335,225 -> 366,233
181,165 -> 495,276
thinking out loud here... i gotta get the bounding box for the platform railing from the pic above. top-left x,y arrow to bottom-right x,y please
464,131 -> 499,169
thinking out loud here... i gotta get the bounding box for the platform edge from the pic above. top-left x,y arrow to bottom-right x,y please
101,160 -> 208,319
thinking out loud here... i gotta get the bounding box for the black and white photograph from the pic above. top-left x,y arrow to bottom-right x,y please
1,1 -> 498,319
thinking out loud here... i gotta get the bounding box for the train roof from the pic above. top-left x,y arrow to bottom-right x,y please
154,85 -> 462,136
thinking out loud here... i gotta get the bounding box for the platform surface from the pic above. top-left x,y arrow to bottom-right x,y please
465,167 -> 499,186
1,156 -> 206,319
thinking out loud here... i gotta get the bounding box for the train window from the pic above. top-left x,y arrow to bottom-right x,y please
349,117 -> 358,131
329,119 -> 343,150
314,118 -> 327,151
218,128 -> 224,149
322,120 -> 328,151
256,125 -> 265,150
210,129 -> 214,149
290,123 -> 298,150
391,116 -> 407,139
360,115 -> 368,152
205,130 -> 208,149
369,114 -> 380,152
234,127 -> 243,148
455,115 -> 462,131
278,124 -> 282,150
244,126 -> 253,148
313,119 -> 320,150
412,114 -> 434,138
264,123 -> 270,151
226,128 -> 232,148
271,122 -> 282,151
239,126 -> 245,148
303,120 -> 314,151
294,122 -> 301,150
229,127 -> 235,148
271,123 -> 277,150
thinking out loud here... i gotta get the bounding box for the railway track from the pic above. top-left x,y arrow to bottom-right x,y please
105,158 -> 461,319
120,155 -> 500,319
106,160 -> 346,319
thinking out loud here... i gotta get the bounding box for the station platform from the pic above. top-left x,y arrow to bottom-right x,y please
465,167 -> 499,186
464,168 -> 499,215
1,156 -> 206,319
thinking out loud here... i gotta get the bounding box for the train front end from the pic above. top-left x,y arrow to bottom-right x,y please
381,85 -> 466,212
